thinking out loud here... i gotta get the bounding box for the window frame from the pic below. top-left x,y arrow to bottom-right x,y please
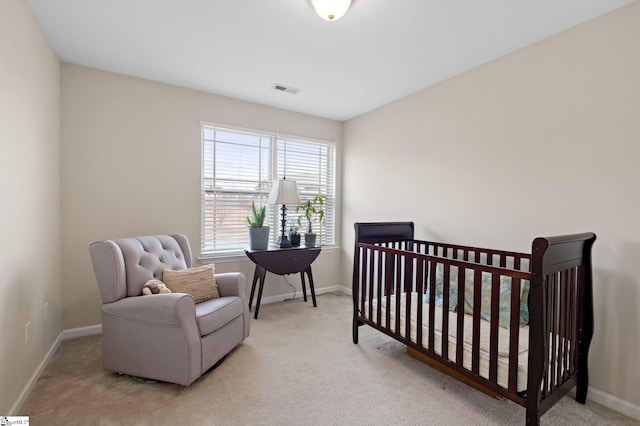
200,121 -> 336,260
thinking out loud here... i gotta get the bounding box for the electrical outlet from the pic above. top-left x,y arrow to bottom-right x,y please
25,321 -> 31,344
44,302 -> 49,321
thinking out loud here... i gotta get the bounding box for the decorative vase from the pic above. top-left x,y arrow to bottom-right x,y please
248,226 -> 270,250
304,233 -> 316,248
290,233 -> 301,247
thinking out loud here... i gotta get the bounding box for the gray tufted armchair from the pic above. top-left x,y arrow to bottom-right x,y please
89,234 -> 249,386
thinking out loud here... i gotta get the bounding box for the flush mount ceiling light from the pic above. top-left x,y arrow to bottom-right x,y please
310,0 -> 352,21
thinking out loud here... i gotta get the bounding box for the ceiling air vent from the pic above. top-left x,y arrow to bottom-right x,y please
271,83 -> 301,95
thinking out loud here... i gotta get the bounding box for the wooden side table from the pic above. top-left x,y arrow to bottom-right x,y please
245,245 -> 321,319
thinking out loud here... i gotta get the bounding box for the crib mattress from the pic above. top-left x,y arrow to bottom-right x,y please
364,292 -> 529,392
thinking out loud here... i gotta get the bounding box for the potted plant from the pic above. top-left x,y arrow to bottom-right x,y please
295,195 -> 325,247
289,224 -> 301,247
247,201 -> 269,250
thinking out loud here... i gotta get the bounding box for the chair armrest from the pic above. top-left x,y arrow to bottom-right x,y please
216,273 -> 247,301
101,293 -> 196,326
100,293 -> 203,385
215,272 -> 250,338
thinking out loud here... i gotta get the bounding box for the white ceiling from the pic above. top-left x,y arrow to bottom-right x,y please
26,0 -> 634,121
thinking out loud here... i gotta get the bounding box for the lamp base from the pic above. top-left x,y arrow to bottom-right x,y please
277,235 -> 292,248
276,204 -> 292,248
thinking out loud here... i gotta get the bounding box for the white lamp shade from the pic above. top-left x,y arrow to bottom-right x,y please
311,0 -> 352,21
267,179 -> 301,205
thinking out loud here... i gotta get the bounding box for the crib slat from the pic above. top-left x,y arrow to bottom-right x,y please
416,258 -> 424,348
563,268 -> 574,380
558,271 -> 564,385
457,267 -> 466,366
550,273 -> 558,391
489,272 -> 500,383
558,270 -> 568,383
569,267 -> 578,374
360,246 -> 368,321
367,247 -> 374,322
472,269 -> 482,375
395,253 -> 402,334
567,269 -> 574,378
428,260 -> 437,352
404,255 -> 413,341
508,278 -> 521,393
385,251 -> 393,332
543,274 -> 554,396
570,267 -> 578,376
565,268 -> 573,377
546,274 -> 553,396
442,263 -> 450,360
376,250 -> 383,324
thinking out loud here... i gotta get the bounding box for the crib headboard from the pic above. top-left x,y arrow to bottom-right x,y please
352,222 -> 415,293
354,222 -> 414,245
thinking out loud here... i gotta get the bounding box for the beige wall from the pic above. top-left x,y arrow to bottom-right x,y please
343,1 -> 639,410
61,64 -> 343,329
0,0 -> 61,414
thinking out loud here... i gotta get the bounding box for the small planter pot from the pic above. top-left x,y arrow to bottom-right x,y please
304,233 -> 317,248
248,226 -> 270,250
290,233 -> 301,247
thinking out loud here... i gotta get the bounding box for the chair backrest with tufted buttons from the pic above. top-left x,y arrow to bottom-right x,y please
89,234 -> 193,303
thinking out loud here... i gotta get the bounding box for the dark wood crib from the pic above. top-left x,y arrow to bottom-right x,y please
352,222 -> 596,425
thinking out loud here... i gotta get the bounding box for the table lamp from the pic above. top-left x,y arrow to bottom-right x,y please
267,177 -> 300,248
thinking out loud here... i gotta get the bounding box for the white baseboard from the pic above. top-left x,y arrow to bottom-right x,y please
61,324 -> 102,339
9,324 -> 102,415
9,333 -> 62,415
574,387 -> 640,421
338,285 -> 352,295
250,285 -> 349,306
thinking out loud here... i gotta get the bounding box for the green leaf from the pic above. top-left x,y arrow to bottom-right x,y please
247,200 -> 266,228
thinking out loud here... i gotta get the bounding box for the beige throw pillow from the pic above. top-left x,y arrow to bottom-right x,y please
162,264 -> 219,303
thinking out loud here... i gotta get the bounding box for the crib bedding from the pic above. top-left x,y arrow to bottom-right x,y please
364,292 -> 529,392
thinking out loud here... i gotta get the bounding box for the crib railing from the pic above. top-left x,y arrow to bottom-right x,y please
354,236 -> 592,407
410,240 -> 532,272
354,240 -> 532,399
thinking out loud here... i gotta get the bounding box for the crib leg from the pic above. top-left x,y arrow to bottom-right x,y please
525,403 -> 540,426
576,369 -> 589,404
576,322 -> 593,403
352,318 -> 361,344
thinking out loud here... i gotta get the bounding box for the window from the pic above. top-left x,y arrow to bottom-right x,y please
201,123 -> 336,257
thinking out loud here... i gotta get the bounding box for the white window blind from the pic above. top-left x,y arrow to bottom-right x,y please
201,124 -> 336,256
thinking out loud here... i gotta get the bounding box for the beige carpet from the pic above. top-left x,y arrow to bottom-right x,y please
20,293 -> 637,425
